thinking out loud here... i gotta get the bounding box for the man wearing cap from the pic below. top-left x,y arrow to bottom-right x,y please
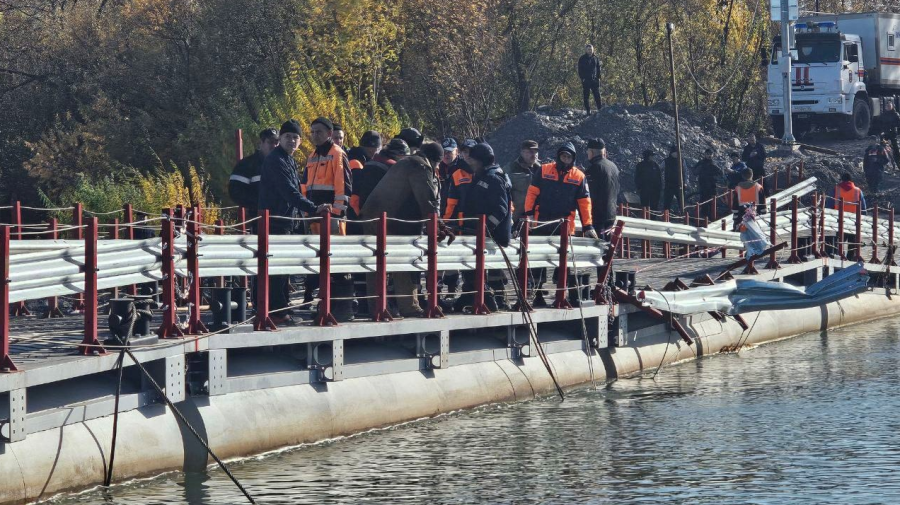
229,128 -> 278,219
258,119 -> 332,325
346,131 -> 382,231
438,138 -> 466,216
662,145 -> 685,212
634,150 -> 662,210
458,139 -> 477,167
525,142 -> 597,306
302,117 -> 352,235
694,148 -> 722,219
396,127 -> 424,154
504,140 -> 542,225
453,143 -> 513,312
352,138 -> 409,217
443,139 -> 475,227
362,142 -> 451,318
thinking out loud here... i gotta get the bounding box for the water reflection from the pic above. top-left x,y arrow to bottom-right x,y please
51,317 -> 900,504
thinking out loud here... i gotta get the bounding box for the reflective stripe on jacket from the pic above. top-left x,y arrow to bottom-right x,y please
442,167 -> 473,225
302,140 -> 351,217
524,162 -> 593,234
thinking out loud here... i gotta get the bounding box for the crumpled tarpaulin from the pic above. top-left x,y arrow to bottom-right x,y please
639,263 -> 870,315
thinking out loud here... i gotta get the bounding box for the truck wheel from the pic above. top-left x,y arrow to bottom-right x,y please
771,116 -> 784,139
842,99 -> 871,139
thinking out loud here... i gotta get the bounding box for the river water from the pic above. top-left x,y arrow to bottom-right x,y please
52,316 -> 900,504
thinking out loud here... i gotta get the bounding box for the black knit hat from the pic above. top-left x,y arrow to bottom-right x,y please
587,138 -> 606,150
382,138 -> 410,157
398,127 -> 424,149
279,119 -> 302,136
311,117 -> 334,131
420,141 -> 444,164
360,130 -> 382,148
469,143 -> 495,166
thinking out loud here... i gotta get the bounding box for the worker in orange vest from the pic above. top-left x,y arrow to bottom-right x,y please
831,172 -> 867,260
302,117 -> 352,235
731,169 -> 763,231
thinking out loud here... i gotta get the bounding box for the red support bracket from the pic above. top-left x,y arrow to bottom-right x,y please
373,212 -> 393,322
157,210 -> 185,338
253,210 -> 276,331
552,219 -> 572,309
78,217 -> 107,355
314,211 -> 338,326
515,216 -> 533,311
185,207 -> 208,335
787,195 -> 802,264
614,288 -> 693,345
836,198 -> 846,260
595,221 -> 625,305
471,215 -> 491,315
425,213 -> 444,318
1,227 -> 18,372
870,205 -> 880,264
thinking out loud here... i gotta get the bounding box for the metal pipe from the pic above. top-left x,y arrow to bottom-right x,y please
186,206 -> 208,335
373,212 -> 392,321
77,217 -> 106,355
818,193 -> 826,257
766,198 -> 780,269
425,213 -> 443,318
517,216 -> 532,311
810,192 -> 821,258
787,195 -> 802,264
641,207 -> 650,258
837,198 -> 845,259
471,215 -> 490,314
552,219 -> 572,309
870,205 -> 880,264
314,212 -> 337,326
254,210 -> 275,331
665,22 -> 686,213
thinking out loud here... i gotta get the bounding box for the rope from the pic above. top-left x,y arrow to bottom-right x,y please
121,348 -> 256,503
104,349 -> 126,487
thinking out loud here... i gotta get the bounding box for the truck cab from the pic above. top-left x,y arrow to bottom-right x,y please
768,22 -> 871,138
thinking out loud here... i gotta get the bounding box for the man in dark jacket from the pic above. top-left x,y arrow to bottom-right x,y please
361,142 -> 448,317
662,145 -> 684,212
877,102 -> 900,164
503,140 -> 541,225
258,119 -> 331,325
863,136 -> 894,192
584,138 -> 619,232
726,153 -> 750,189
741,134 -> 767,194
634,150 -> 662,210
438,138 -> 471,217
454,143 -> 513,312
229,128 -> 278,217
577,44 -> 602,113
694,148 -> 722,219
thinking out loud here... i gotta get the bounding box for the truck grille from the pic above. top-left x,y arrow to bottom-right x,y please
791,100 -> 819,105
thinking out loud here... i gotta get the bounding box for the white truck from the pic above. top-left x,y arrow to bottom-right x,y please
767,12 -> 900,139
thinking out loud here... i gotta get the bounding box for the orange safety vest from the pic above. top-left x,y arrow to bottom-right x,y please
834,183 -> 862,214
304,143 -> 349,235
734,182 -> 763,206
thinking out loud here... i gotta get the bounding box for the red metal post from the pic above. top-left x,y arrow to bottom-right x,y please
185,207 -> 208,334
42,219 -> 64,318
870,205 -> 880,264
123,203 -> 137,296
0,227 -> 18,372
810,193 -> 821,258
641,207 -> 650,258
765,198 -> 780,270
10,201 -> 29,316
253,210 -> 276,330
314,211 -> 338,326
787,195 -> 802,264
471,215 -> 491,314
721,219 -> 727,258
516,216 -> 532,311
552,219 -> 572,309
621,204 -> 630,258
239,207 -> 249,289
77,217 -> 106,355
72,202 -> 85,312
425,213 -> 444,318
594,221 -> 625,305
157,210 -> 185,338
787,163 -> 793,186
373,212 -> 392,321
889,208 -> 897,266
684,212 -> 691,258
663,210 -> 671,259
773,167 -> 779,194
818,193 -> 827,257
854,200 -> 863,262
798,161 -> 804,181
836,198 -> 846,260
235,129 -> 244,162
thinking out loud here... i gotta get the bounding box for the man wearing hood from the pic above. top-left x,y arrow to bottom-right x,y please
361,142 -> 450,318
634,150 -> 662,210
524,142 -> 597,306
453,143 -> 513,312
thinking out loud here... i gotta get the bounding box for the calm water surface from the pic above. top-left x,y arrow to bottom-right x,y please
51,316 -> 900,504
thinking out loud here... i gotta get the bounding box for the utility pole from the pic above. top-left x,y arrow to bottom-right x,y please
779,0 -> 796,146
665,22 -> 686,214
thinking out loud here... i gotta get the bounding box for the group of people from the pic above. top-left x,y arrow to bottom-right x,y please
229,119 -> 621,322
633,134 -> 769,220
